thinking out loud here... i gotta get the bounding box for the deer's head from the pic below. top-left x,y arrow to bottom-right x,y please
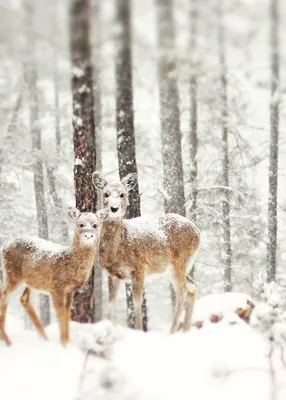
92,172 -> 138,219
68,207 -> 108,246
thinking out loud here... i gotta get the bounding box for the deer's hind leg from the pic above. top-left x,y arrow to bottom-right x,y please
0,281 -> 21,346
20,287 -> 49,341
183,276 -> 197,332
169,266 -> 188,334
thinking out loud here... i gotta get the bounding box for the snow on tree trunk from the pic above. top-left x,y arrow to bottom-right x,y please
93,0 -> 103,323
218,0 -> 232,292
156,0 -> 186,216
115,0 -> 148,331
267,0 -> 280,283
156,0 -> 186,309
189,0 -> 198,222
70,0 -> 97,323
24,0 -> 50,326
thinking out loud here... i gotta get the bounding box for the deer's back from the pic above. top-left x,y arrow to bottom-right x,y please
2,237 -> 70,290
122,213 -> 200,271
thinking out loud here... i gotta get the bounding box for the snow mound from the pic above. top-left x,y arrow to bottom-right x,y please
193,292 -> 255,328
79,322 -> 273,400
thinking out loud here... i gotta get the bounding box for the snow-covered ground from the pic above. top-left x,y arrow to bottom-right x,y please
1,302 -> 286,400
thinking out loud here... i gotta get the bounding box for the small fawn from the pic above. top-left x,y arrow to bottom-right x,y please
93,172 -> 201,333
0,207 -> 107,346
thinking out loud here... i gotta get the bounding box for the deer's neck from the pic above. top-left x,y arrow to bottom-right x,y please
100,218 -> 124,266
71,237 -> 97,272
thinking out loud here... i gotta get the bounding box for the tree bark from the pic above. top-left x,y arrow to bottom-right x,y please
115,0 -> 148,331
93,0 -> 103,323
156,0 -> 186,216
189,0 -> 198,221
70,0 -> 97,322
24,0 -> 50,326
45,46 -> 69,245
156,0 -> 185,309
267,0 -> 279,283
218,0 -> 232,292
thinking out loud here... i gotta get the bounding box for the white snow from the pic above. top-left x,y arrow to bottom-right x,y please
125,216 -> 167,242
193,292 -> 254,325
1,314 -> 285,400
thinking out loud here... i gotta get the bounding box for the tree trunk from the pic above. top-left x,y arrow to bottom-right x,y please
218,0 -> 232,292
267,0 -> 279,283
45,47 -> 69,245
189,0 -> 198,221
189,0 -> 199,280
24,0 -> 50,326
156,0 -> 185,309
156,0 -> 186,216
0,89 -> 23,177
115,0 -> 148,331
46,167 -> 69,243
53,47 -> 61,154
93,0 -> 103,323
70,0 -> 97,322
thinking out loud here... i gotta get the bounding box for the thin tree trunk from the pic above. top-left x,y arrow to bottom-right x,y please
267,0 -> 279,283
46,168 -> 69,243
156,0 -> 185,310
218,0 -> 232,292
70,0 -> 97,322
53,48 -> 61,154
156,0 -> 186,216
189,0 -> 198,221
24,0 -> 50,326
189,0 -> 199,280
0,89 -> 23,177
115,0 -> 148,331
45,46 -> 69,244
93,0 -> 103,323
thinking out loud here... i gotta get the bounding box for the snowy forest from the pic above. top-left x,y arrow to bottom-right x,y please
0,0 -> 286,399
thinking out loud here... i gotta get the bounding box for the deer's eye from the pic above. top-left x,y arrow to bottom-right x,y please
104,193 -> 109,198
120,193 -> 124,198
93,224 -> 97,229
79,223 -> 85,228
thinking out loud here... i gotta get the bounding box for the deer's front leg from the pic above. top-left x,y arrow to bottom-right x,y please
107,275 -> 121,321
131,272 -> 144,330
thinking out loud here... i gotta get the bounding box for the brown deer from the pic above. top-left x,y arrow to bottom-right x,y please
93,172 -> 201,333
0,207 -> 107,346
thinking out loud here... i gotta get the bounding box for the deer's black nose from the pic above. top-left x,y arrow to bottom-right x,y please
111,207 -> 119,213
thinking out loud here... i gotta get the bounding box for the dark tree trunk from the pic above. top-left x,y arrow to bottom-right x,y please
267,0 -> 279,283
218,0 -> 232,292
156,0 -> 186,216
115,0 -> 148,331
70,0 -> 97,322
189,0 -> 198,221
24,0 -> 50,326
93,0 -> 103,323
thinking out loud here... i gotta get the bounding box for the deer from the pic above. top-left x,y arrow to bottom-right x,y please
0,207 -> 107,347
92,172 -> 201,333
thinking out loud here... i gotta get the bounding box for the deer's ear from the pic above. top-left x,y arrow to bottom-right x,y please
96,209 -> 109,221
68,207 -> 80,220
121,173 -> 138,191
92,172 -> 107,189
